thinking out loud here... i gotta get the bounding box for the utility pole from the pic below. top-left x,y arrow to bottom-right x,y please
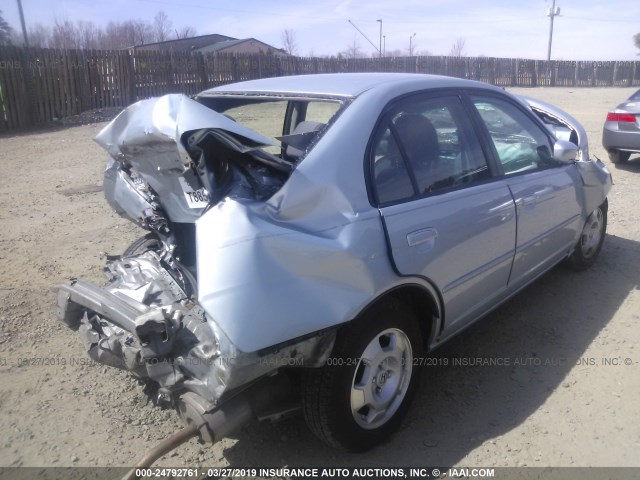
16,0 -> 29,47
376,19 -> 382,58
547,0 -> 560,61
383,35 -> 386,57
409,33 -> 416,57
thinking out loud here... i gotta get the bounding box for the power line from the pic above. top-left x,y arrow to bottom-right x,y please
561,15 -> 639,24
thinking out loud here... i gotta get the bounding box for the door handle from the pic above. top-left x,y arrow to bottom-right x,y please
489,201 -> 515,222
407,228 -> 438,247
500,211 -> 514,222
519,188 -> 551,208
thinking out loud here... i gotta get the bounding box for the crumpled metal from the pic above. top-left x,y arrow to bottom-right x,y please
94,94 -> 275,176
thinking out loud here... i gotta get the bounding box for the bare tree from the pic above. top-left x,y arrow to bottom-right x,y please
51,18 -> 78,49
0,11 -> 190,50
280,29 -> 297,55
76,20 -> 101,49
0,10 -> 15,45
9,31 -> 23,46
100,19 -> 153,48
634,33 -> 640,54
103,21 -> 124,49
341,36 -> 363,59
131,20 -> 154,45
28,23 -> 51,48
153,11 -> 172,42
385,48 -> 404,58
175,26 -> 197,39
449,37 -> 466,57
103,21 -> 129,48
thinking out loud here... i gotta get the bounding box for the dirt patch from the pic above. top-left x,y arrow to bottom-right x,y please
0,87 -> 639,469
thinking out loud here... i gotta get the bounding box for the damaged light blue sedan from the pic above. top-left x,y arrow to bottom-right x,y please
56,73 -> 612,455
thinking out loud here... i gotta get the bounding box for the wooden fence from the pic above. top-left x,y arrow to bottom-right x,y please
1,45 -> 639,132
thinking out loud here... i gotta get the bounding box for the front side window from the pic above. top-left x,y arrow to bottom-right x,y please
471,96 -> 557,175
372,94 -> 490,204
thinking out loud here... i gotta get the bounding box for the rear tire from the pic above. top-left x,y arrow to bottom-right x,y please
608,149 -> 630,164
301,300 -> 422,452
566,200 -> 607,271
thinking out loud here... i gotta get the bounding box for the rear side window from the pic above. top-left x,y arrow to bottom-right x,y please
372,94 -> 490,205
471,96 -> 556,175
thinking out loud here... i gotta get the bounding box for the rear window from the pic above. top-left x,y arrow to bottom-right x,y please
202,97 -> 344,156
305,102 -> 341,124
224,102 -> 288,154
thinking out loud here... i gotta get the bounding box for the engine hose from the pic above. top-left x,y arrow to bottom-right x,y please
121,424 -> 200,480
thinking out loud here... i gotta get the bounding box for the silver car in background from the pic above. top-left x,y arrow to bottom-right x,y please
603,89 -> 640,163
55,73 -> 612,457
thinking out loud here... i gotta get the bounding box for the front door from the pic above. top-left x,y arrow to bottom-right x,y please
468,94 -> 583,286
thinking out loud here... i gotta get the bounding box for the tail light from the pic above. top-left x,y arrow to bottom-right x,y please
606,112 -> 637,122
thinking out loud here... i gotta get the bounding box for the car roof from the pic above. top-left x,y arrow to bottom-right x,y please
199,72 -> 501,98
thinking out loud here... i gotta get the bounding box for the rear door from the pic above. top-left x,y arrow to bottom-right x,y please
372,92 -> 516,334
467,94 -> 583,287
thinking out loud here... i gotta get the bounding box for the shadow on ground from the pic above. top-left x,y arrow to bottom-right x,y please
613,154 -> 640,172
212,233 -> 640,467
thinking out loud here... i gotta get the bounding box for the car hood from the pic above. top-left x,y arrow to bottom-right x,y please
518,95 -> 589,161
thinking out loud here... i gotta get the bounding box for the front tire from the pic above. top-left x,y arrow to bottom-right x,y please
608,149 -> 630,164
301,301 -> 422,452
566,200 -> 607,271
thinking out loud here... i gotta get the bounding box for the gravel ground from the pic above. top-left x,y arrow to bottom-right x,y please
0,87 -> 639,471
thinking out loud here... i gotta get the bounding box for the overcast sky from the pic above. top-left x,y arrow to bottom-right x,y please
4,0 -> 640,60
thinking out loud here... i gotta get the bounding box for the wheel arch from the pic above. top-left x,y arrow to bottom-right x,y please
353,282 -> 442,352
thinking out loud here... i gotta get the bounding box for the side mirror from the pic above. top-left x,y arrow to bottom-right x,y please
553,139 -> 579,163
